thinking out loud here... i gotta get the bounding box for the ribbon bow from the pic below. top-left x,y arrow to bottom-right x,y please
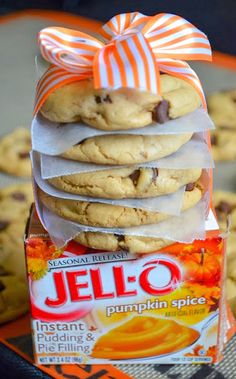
35,12 -> 211,114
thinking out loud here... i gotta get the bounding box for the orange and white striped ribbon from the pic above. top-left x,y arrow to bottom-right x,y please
34,12 -> 211,114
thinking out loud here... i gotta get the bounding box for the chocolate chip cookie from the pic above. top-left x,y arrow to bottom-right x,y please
0,183 -> 32,323
208,89 -> 236,129
48,167 -> 202,199
210,129 -> 236,161
74,232 -> 173,254
208,90 -> 236,161
226,278 -> 236,318
0,128 -> 31,176
0,183 -> 34,223
0,264 -> 28,324
39,184 -> 202,228
0,183 -> 33,279
40,74 -> 201,130
213,190 -> 236,317
0,220 -> 27,279
213,190 -> 236,232
61,132 -> 193,165
0,220 -> 23,263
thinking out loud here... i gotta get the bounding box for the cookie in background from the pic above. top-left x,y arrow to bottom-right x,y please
208,90 -> 236,161
0,182 -> 33,324
213,190 -> 236,317
0,128 -> 31,177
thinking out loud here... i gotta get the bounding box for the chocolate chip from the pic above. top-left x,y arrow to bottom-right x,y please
11,192 -> 26,201
185,183 -> 195,192
152,100 -> 170,124
0,266 -> 8,276
18,151 -> 29,159
140,152 -> 148,159
219,89 -> 231,94
103,94 -> 112,103
219,125 -> 234,131
232,97 -> 236,103
152,168 -> 159,182
211,135 -> 218,145
216,201 -> 234,215
0,221 -> 9,231
95,96 -> 102,104
114,234 -> 125,242
129,170 -> 140,185
0,280 -> 5,292
56,123 -> 66,129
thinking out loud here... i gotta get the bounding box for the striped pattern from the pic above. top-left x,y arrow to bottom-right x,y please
35,12 -> 212,114
101,12 -> 150,41
38,27 -> 103,73
93,32 -> 160,93
157,58 -> 207,108
34,65 -> 91,115
143,14 -> 211,60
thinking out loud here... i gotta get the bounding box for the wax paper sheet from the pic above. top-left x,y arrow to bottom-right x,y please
32,152 -> 185,215
40,134 -> 213,179
34,183 -> 207,248
32,108 -> 214,155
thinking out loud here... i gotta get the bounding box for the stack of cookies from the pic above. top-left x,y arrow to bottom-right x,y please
32,74 -> 210,254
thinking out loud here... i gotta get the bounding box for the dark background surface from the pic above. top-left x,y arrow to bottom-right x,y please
0,0 -> 236,55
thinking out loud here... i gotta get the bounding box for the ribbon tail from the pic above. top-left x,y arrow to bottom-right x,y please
157,58 -> 207,109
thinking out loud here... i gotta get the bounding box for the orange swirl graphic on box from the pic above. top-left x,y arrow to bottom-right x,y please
91,316 -> 199,359
34,12 -> 212,114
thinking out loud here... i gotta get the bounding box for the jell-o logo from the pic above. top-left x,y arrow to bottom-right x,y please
45,257 -> 182,307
